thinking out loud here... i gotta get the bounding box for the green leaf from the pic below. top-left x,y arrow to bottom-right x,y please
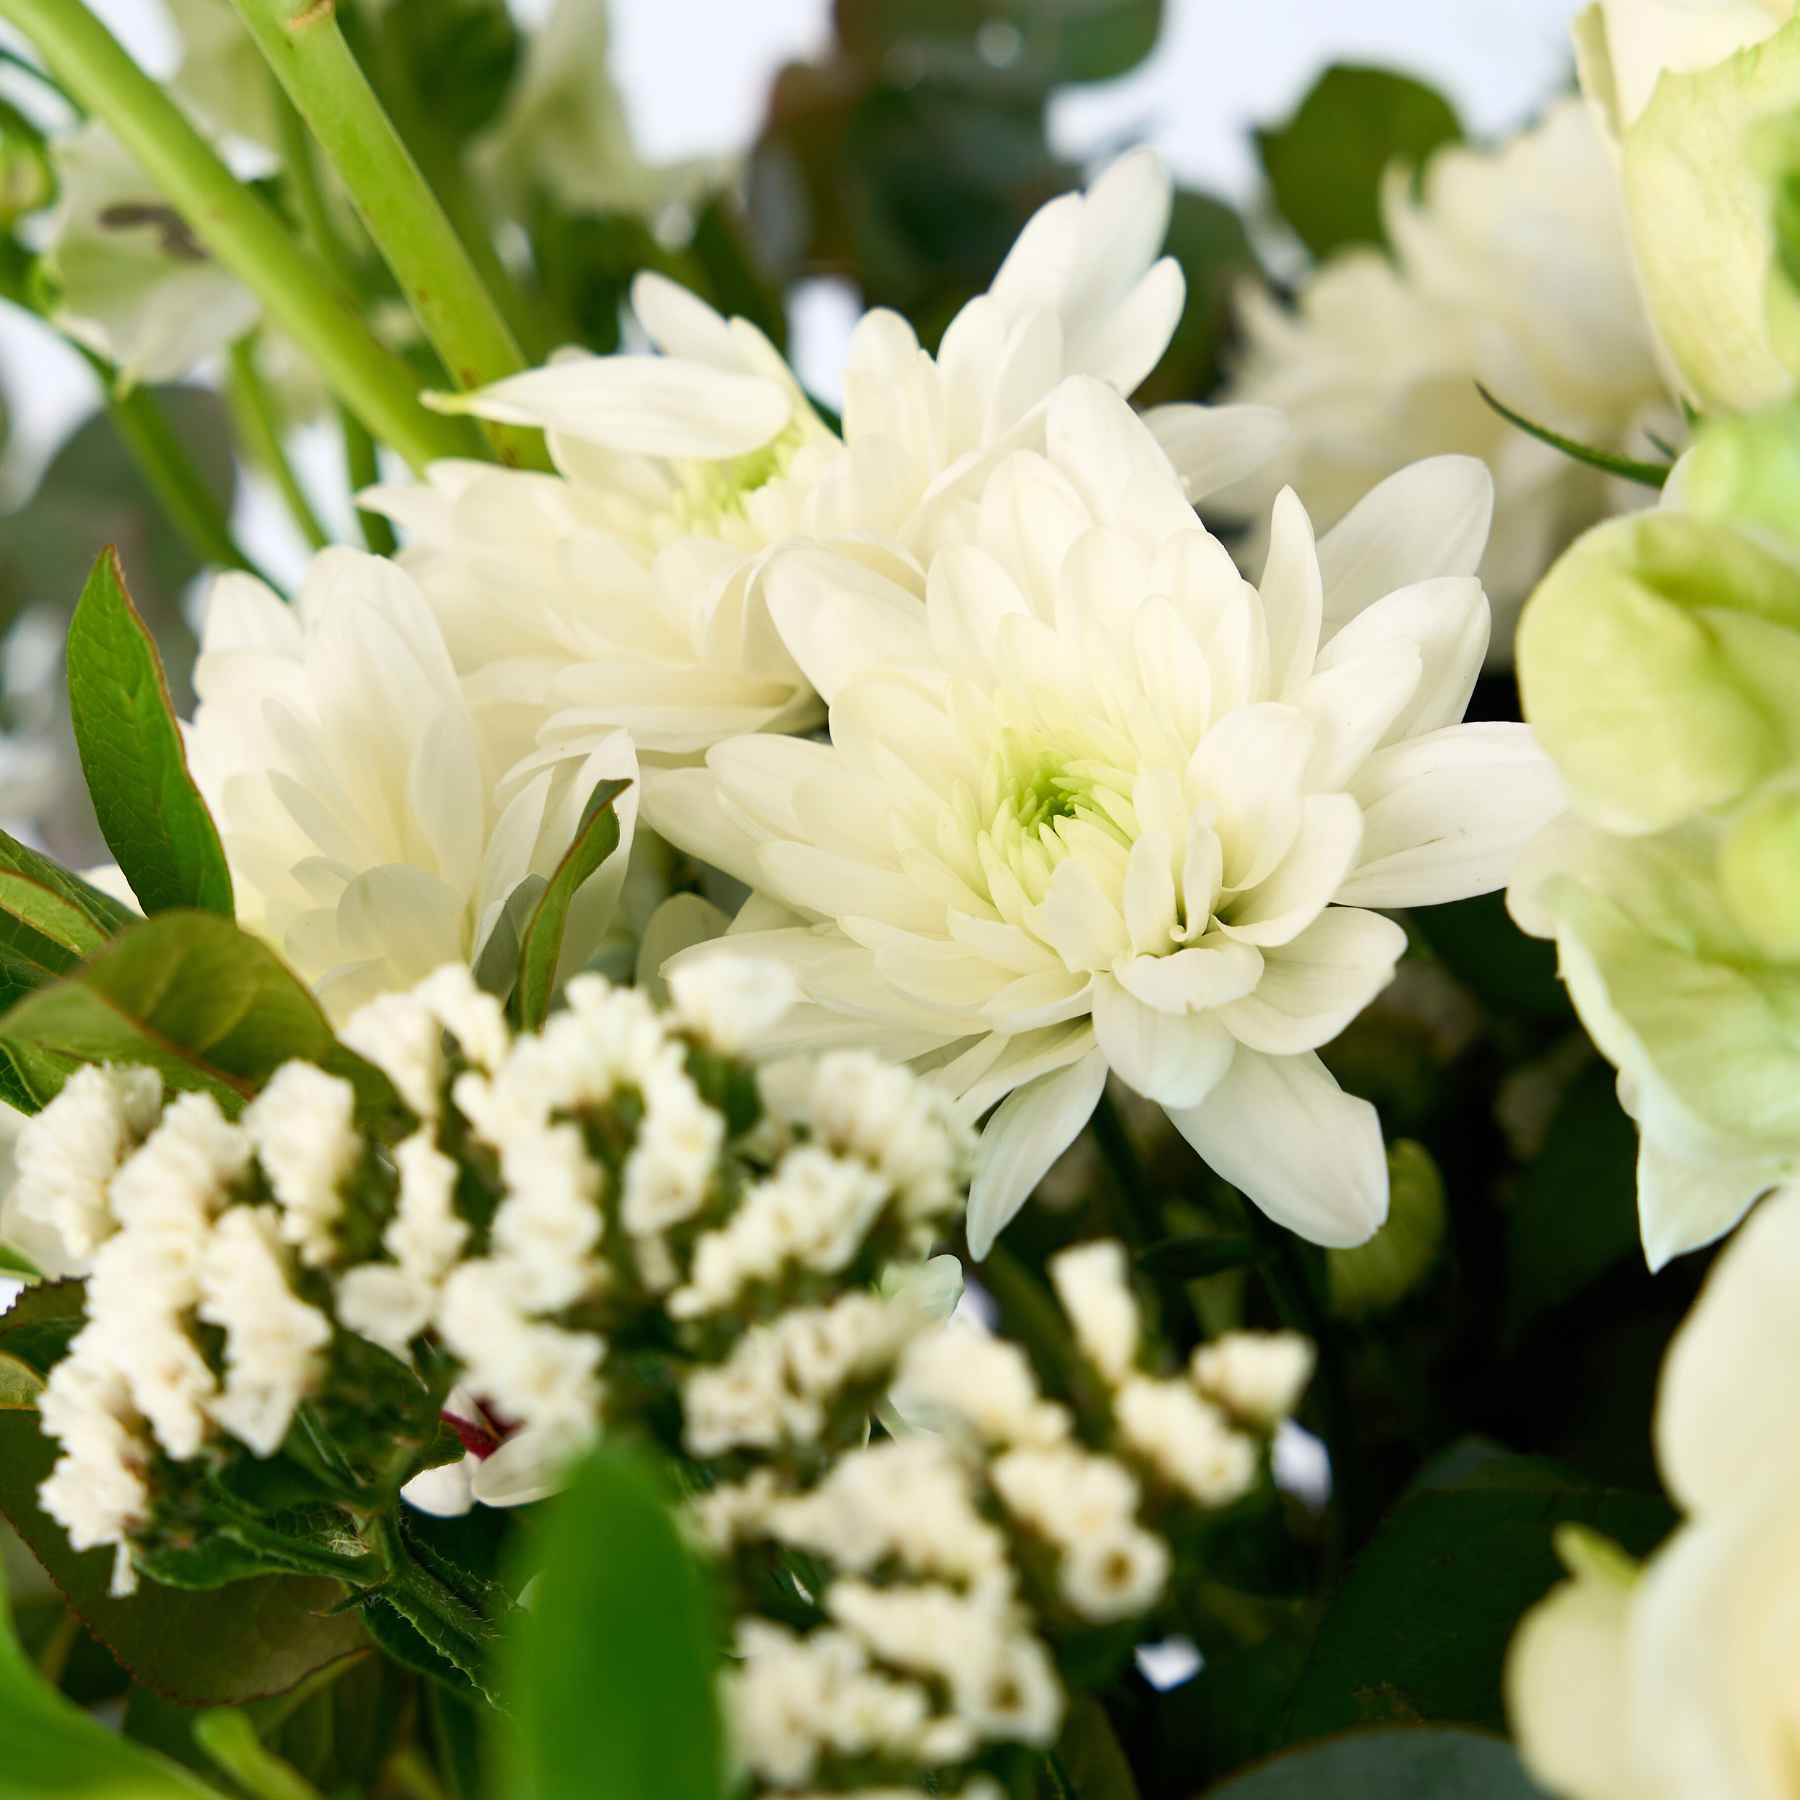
0,1280 -> 86,1389
510,778 -> 629,1030
1202,1727 -> 1547,1798
1279,1442 -> 1673,1739
1053,1695 -> 1142,1798
1135,188 -> 1260,405
0,1239 -> 43,1282
501,1443 -> 723,1800
836,0 -> 1163,86
0,911 -> 400,1122
1502,1064 -> 1643,1344
0,828 -> 135,977
66,548 -> 233,918
1477,385 -> 1672,489
1256,65 -> 1462,260
0,1577 -> 223,1796
0,1409 -> 370,1706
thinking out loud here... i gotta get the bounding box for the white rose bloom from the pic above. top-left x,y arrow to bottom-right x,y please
646,378 -> 1564,1255
41,122 -> 260,389
1219,99 -> 1674,651
186,548 -> 638,1019
1577,0 -> 1800,414
1507,1184 -> 1800,1800
364,151 -> 1286,773
1578,0 -> 1793,130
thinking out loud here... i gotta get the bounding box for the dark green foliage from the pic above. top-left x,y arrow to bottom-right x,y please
1257,65 -> 1462,259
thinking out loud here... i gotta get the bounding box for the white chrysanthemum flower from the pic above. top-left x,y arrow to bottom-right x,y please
363,152 -> 1285,773
186,548 -> 638,1018
1218,99 -> 1675,649
647,379 -> 1564,1254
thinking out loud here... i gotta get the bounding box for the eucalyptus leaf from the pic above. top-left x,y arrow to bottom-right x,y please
1279,1442 -> 1673,1739
0,1575 -> 222,1796
0,911 -> 401,1123
501,1443 -> 723,1800
1202,1726 -> 1548,1798
0,1410 -> 367,1706
511,777 -> 629,1030
65,548 -> 232,918
1257,65 -> 1462,260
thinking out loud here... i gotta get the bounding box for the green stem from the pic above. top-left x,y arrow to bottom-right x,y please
341,403 -> 396,555
226,0 -> 548,471
0,0 -> 469,471
93,354 -> 278,583
227,336 -> 331,552
267,71 -> 359,294
194,1710 -> 324,1800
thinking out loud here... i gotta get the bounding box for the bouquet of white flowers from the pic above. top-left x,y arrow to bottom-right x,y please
0,3 -> 1797,1797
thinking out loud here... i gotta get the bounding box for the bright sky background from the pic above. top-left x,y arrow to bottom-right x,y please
0,0 -> 1588,571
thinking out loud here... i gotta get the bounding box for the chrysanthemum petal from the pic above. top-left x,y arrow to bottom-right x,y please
1167,1049 -> 1389,1245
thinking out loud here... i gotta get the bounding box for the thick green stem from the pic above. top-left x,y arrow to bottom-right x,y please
227,0 -> 549,471
0,0 -> 470,472
227,336 -> 331,553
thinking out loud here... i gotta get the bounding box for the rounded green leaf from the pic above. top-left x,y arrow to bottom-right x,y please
500,1443 -> 723,1800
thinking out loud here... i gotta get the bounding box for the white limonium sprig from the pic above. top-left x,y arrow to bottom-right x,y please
646,378 -> 1566,1255
703,1239 -> 1310,1795
15,959 -> 1312,1795
16,959 -> 974,1583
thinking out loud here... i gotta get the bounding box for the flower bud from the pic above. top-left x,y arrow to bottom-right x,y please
1680,405 -> 1800,546
1327,1140 -> 1446,1320
1517,512 -> 1800,832
1589,7 -> 1800,412
1719,784 -> 1800,954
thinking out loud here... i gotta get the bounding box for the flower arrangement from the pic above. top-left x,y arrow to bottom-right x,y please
0,3 -> 1796,1798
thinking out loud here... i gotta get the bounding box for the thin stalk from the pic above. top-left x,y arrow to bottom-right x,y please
227,336 -> 331,553
226,0 -> 548,471
194,1710 -> 324,1800
34,1607 -> 80,1686
340,403 -> 396,555
266,80 -> 397,554
92,354 -> 278,583
0,0 -> 471,471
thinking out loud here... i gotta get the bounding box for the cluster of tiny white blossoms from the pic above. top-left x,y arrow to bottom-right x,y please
11,956 -> 975,1592
696,1240 -> 1314,1796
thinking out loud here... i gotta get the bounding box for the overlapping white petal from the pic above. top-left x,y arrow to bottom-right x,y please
187,550 -> 638,1020
649,381 -> 1560,1251
366,151 -> 1280,793
1217,98 -> 1677,654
